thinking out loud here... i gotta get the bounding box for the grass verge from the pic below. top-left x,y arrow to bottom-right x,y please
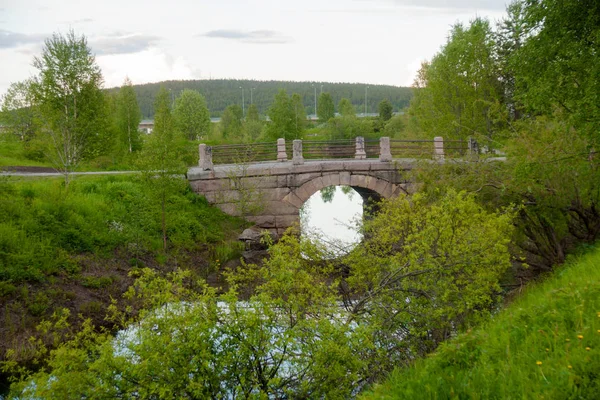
362,245 -> 600,399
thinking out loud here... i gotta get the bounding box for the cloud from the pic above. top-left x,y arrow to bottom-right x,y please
63,18 -> 95,24
386,0 -> 506,11
90,33 -> 162,56
201,29 -> 292,44
0,30 -> 46,49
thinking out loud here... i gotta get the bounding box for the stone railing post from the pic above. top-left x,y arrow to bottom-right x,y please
277,138 -> 287,162
468,137 -> 479,157
199,143 -> 213,170
355,136 -> 366,159
434,136 -> 444,160
379,136 -> 392,162
292,139 -> 304,165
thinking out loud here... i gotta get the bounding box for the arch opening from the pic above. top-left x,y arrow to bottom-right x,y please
300,185 -> 365,256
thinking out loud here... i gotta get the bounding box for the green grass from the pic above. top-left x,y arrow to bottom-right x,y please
0,138 -> 50,167
362,246 -> 600,399
0,175 -> 245,283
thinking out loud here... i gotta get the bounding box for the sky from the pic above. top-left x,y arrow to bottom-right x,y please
0,0 -> 509,96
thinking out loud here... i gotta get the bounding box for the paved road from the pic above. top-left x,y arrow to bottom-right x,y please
1,170 -> 139,177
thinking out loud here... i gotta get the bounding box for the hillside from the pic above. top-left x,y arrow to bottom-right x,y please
107,79 -> 413,119
362,245 -> 600,399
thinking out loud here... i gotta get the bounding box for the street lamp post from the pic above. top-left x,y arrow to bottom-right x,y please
239,86 -> 245,116
250,87 -> 256,105
312,83 -> 317,119
364,86 -> 369,116
320,84 -> 323,95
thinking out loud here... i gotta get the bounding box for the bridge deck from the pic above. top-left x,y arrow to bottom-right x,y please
188,158 -> 419,180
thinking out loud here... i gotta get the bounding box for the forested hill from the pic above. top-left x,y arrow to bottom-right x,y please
110,79 -> 413,119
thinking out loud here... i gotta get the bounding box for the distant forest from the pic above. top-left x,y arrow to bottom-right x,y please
108,80 -> 413,119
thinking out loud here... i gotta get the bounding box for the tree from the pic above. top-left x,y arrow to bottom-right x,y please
338,98 -> 355,117
246,103 -> 260,122
290,93 -> 306,137
266,89 -> 304,140
220,104 -> 243,140
512,0 -> 600,142
317,92 -> 335,122
173,89 -> 210,141
409,18 -> 504,141
0,79 -> 40,141
115,77 -> 142,153
137,87 -> 186,252
378,99 -> 393,122
344,190 -> 514,369
30,30 -> 107,186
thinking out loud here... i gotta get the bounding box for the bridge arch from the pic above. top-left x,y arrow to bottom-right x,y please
282,173 -> 407,208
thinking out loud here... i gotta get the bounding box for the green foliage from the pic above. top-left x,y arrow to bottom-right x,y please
0,79 -> 40,142
246,102 -> 260,122
265,89 -> 304,140
317,92 -> 335,122
513,0 -> 600,142
115,77 -> 142,153
378,99 -> 393,122
338,97 -> 356,117
173,89 -> 210,141
363,244 -> 600,399
220,104 -> 243,140
0,176 -> 238,284
409,18 -> 504,141
345,190 -> 514,372
124,79 -> 412,119
31,30 -> 109,184
326,115 -> 374,139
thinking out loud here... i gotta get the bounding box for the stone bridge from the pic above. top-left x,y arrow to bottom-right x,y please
187,136 -> 462,237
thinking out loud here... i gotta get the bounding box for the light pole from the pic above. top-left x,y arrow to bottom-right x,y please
312,83 -> 317,118
250,87 -> 256,105
239,86 -> 245,116
364,86 -> 369,116
320,84 -> 323,95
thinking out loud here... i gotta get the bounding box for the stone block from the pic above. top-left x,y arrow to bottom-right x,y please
262,187 -> 291,201
339,171 -> 351,185
216,203 -> 242,216
239,176 -> 279,189
343,160 -> 372,172
328,174 -> 341,186
367,176 -> 378,191
246,215 -> 277,228
374,179 -> 390,197
382,184 -> 394,198
350,174 -> 367,188
264,201 -> 299,216
321,161 -> 345,172
291,172 -> 322,188
282,192 -> 305,208
275,215 -> 300,229
292,163 -> 322,174
310,176 -> 325,191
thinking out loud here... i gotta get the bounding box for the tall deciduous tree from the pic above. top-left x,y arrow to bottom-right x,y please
173,89 -> 210,141
338,98 -> 355,117
409,18 -> 504,141
378,99 -> 393,122
266,89 -> 304,140
116,77 -> 142,153
0,79 -> 40,141
31,30 -> 107,185
246,103 -> 260,122
317,92 -> 335,122
291,93 -> 306,137
220,104 -> 243,140
137,87 -> 185,252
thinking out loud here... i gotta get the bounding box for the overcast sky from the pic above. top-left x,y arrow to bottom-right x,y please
0,0 -> 509,96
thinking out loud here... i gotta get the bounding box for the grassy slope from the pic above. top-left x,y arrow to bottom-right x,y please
0,175 -> 246,383
362,246 -> 600,399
